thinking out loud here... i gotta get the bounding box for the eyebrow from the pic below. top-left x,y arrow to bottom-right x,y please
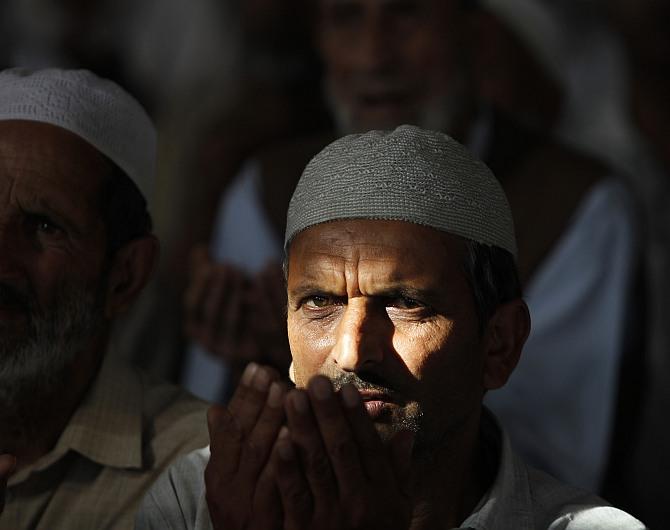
372,286 -> 446,309
288,283 -> 343,301
288,282 -> 442,305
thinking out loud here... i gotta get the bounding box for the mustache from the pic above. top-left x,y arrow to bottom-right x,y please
329,370 -> 404,403
0,282 -> 34,313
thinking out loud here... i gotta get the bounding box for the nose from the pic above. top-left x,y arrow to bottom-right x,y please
354,16 -> 396,73
338,12 -> 394,74
331,298 -> 389,372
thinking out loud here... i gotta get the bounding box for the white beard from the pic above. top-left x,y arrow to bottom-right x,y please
324,72 -> 472,136
0,281 -> 105,410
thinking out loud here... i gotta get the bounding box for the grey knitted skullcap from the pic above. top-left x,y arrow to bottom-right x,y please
0,67 -> 155,205
285,125 -> 517,258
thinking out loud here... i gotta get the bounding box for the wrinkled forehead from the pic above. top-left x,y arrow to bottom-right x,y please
0,120 -> 110,201
287,219 -> 468,285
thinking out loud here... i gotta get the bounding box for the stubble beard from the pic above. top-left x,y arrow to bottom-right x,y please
324,72 -> 472,137
327,370 -> 434,456
0,280 -> 106,414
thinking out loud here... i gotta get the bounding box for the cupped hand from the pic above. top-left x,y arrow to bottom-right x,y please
205,364 -> 287,530
183,245 -> 250,362
273,376 -> 414,530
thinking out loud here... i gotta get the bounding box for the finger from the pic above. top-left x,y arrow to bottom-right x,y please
273,426 -> 312,530
200,265 -> 231,348
188,244 -> 210,273
306,376 -> 366,497
225,362 -> 259,416
228,364 -> 280,436
248,458 -> 283,530
207,405 -> 243,478
284,389 -> 340,505
239,381 -> 288,478
184,254 -> 214,334
245,276 -> 290,372
248,274 -> 281,336
0,454 -> 15,479
339,383 -> 396,484
218,268 -> 246,356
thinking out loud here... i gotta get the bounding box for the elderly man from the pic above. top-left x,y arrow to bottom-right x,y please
0,68 -> 208,529
138,126 -> 644,529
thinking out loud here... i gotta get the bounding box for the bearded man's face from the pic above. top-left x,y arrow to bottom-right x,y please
0,121 -> 112,407
317,0 -> 472,135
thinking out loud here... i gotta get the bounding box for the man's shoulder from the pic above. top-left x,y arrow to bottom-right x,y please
478,414 -> 646,529
136,447 -> 211,530
524,464 -> 646,529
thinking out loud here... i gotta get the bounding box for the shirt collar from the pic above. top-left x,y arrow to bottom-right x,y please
60,352 -> 144,469
10,351 -> 144,485
459,409 -> 535,530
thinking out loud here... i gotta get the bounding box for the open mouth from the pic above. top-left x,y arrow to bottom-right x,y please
358,390 -> 394,419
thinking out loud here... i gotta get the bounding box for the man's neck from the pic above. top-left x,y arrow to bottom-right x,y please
408,413 -> 495,530
0,338 -> 106,471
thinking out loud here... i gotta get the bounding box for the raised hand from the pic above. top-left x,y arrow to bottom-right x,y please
273,376 -> 414,530
183,245 -> 251,363
204,364 -> 287,530
246,262 -> 291,373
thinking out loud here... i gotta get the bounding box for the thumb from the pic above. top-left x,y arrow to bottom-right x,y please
189,244 -> 211,272
0,455 -> 16,479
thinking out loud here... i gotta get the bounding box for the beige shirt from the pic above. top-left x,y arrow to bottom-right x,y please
2,355 -> 209,530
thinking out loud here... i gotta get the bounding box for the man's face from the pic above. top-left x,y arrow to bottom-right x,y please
287,219 -> 486,452
0,121 -> 110,404
318,0 -> 471,134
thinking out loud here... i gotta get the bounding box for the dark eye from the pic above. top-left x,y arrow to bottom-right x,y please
389,296 -> 423,310
305,295 -> 333,308
26,215 -> 65,239
37,219 -> 61,234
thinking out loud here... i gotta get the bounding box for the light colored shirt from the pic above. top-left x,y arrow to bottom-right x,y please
486,178 -> 638,492
135,411 -> 645,530
2,353 -> 210,530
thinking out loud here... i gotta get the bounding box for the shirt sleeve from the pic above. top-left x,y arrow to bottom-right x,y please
549,506 -> 647,530
135,447 -> 211,530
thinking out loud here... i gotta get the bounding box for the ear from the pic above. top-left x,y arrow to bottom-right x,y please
482,299 -> 531,390
104,235 -> 160,318
288,361 -> 296,384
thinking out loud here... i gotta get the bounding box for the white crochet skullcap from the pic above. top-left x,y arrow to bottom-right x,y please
0,68 -> 156,204
285,125 -> 517,258
480,0 -> 567,86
